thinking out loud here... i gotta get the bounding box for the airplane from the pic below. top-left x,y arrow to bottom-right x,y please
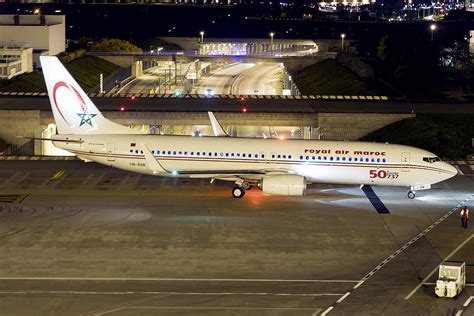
39,56 -> 457,199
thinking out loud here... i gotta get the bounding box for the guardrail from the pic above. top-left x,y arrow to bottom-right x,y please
0,91 -> 389,100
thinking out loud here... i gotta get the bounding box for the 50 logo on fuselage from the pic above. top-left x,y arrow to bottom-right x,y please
52,81 -> 97,127
369,170 -> 399,179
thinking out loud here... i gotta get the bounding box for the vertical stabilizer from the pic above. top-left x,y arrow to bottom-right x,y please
40,56 -> 140,135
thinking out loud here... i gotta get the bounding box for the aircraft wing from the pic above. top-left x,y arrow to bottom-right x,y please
186,169 -> 293,182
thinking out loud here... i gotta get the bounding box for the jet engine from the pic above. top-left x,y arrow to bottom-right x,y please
259,175 -> 306,196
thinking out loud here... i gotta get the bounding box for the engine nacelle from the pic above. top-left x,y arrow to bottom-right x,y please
259,175 -> 306,196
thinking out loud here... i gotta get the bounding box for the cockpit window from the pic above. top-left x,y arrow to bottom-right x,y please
423,157 -> 441,163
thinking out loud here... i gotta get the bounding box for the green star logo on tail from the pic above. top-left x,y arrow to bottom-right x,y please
77,113 -> 97,127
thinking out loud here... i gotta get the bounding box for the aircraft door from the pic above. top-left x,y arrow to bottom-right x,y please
107,143 -> 115,162
401,152 -> 410,172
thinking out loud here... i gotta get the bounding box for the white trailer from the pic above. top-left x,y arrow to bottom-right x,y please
435,261 -> 466,298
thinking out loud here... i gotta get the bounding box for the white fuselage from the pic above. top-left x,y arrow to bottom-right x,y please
54,134 -> 457,188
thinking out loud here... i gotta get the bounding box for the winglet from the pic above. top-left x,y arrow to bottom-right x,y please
140,143 -> 169,174
208,112 -> 228,137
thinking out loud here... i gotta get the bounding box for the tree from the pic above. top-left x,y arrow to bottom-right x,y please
376,36 -> 388,61
91,38 -> 142,52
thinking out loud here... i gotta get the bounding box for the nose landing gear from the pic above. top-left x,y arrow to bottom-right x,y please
407,190 -> 416,199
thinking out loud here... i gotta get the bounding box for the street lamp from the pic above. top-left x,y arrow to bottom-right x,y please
340,33 -> 346,52
430,24 -> 436,41
269,32 -> 274,55
200,31 -> 204,44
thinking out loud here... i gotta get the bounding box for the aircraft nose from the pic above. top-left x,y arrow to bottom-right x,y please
443,162 -> 458,177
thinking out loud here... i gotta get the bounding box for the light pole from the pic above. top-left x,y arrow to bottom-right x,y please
340,33 -> 346,52
430,24 -> 436,41
269,32 -> 274,55
200,31 -> 204,44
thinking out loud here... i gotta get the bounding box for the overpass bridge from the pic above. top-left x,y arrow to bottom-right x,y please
1,95 -> 473,156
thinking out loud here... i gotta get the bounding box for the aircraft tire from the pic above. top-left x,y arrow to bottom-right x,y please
232,186 -> 245,198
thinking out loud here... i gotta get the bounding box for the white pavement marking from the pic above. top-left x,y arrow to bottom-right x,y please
0,290 -> 343,297
320,194 -> 474,315
0,277 -> 359,283
97,306 -> 321,316
404,234 -> 474,300
454,165 -> 465,176
336,292 -> 350,303
456,296 -> 474,316
319,306 -> 334,316
464,296 -> 474,307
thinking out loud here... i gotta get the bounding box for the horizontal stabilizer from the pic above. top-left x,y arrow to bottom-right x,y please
18,136 -> 84,143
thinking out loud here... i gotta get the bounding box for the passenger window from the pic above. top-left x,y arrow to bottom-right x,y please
130,150 -> 133,153
366,158 -> 369,162
300,155 -> 303,160
318,156 -> 321,160
191,152 -> 194,155
336,157 -> 340,161
383,159 -> 386,163
348,157 -> 352,161
243,153 -> 246,157
371,158 -> 374,162
140,150 -> 143,154
330,157 -> 333,161
278,155 -> 281,159
214,152 -> 218,156
377,158 -> 380,162
168,151 -> 171,155
226,153 -> 229,157
173,151 -> 176,155
208,152 -> 212,156
157,150 -> 161,154
272,154 -> 275,159
311,156 -> 315,160
289,155 -> 292,159
342,157 -> 346,161
254,154 -> 258,158
261,154 -> 265,158
306,156 -> 309,160
237,153 -> 240,157
354,158 -> 358,161
283,155 -> 286,159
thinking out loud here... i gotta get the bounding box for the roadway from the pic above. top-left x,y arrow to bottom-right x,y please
0,160 -> 472,315
119,62 -> 174,95
120,62 -> 211,95
198,62 -> 283,95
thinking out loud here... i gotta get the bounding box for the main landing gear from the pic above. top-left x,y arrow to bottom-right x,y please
232,181 -> 252,198
407,190 -> 416,199
232,186 -> 245,198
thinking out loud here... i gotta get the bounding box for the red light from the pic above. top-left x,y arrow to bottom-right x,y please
131,96 -> 136,100
120,106 -> 125,112
240,96 -> 246,101
242,108 -> 248,113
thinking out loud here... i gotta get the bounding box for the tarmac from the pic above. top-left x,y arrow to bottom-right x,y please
0,160 -> 472,315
